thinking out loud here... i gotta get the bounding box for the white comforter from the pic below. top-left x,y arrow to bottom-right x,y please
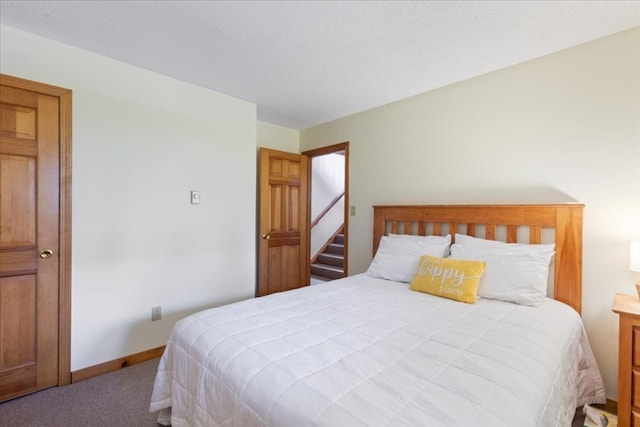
150,274 -> 605,427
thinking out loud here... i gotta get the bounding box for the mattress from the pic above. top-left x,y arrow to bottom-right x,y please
150,274 -> 605,427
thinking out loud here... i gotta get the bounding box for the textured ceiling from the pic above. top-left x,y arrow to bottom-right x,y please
1,1 -> 639,130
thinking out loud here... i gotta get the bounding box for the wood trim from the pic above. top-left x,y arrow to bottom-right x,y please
302,141 -> 347,158
70,346 -> 165,384
0,74 -> 73,387
58,89 -> 72,386
343,143 -> 349,277
372,204 -> 584,314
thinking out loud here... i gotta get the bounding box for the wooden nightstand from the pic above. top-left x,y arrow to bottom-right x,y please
613,293 -> 640,427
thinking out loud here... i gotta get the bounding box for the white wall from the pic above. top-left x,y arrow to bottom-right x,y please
1,26 -> 258,370
301,28 -> 640,400
311,153 -> 345,219
311,154 -> 345,257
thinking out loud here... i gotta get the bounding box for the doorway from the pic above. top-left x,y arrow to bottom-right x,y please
302,142 -> 349,284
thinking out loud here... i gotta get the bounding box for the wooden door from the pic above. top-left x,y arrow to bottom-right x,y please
0,75 -> 71,401
257,148 -> 309,296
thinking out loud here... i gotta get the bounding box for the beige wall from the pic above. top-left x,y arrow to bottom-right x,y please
257,120 -> 300,153
1,26 -> 258,371
301,28 -> 640,399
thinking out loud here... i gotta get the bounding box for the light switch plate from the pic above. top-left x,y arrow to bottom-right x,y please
191,191 -> 200,204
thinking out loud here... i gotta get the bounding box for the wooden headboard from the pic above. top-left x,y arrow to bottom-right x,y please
372,204 -> 584,313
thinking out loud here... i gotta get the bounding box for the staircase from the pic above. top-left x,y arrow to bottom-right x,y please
310,232 -> 344,282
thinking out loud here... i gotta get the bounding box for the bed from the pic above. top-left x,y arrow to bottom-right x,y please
150,204 -> 606,426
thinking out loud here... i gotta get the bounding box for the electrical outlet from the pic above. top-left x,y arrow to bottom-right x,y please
151,306 -> 161,321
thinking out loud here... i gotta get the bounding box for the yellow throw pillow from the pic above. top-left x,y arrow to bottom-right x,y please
410,255 -> 486,304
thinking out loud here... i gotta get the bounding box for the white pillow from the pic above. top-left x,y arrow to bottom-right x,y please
388,233 -> 452,256
389,233 -> 451,244
454,233 -> 519,247
366,235 -> 451,283
450,237 -> 555,306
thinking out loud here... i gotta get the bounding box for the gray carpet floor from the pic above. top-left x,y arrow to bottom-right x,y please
0,358 -> 161,427
0,356 -> 589,426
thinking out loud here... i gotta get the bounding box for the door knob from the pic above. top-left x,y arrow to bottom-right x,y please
261,233 -> 271,240
39,249 -> 54,259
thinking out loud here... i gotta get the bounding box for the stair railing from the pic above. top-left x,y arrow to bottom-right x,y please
311,191 -> 345,228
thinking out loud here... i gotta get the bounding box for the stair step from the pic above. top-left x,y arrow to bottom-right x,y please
326,243 -> 344,255
310,263 -> 344,280
318,252 -> 343,267
334,234 -> 344,244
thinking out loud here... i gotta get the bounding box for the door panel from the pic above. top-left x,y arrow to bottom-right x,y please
0,155 -> 36,245
266,245 -> 301,295
258,148 -> 309,296
0,81 -> 60,401
0,275 -> 37,397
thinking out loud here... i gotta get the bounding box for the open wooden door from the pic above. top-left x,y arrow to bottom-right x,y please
0,74 -> 72,401
257,148 -> 309,296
